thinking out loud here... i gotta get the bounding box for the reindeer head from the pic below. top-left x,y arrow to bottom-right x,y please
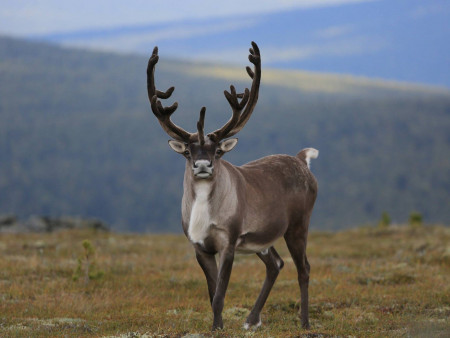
147,42 -> 261,179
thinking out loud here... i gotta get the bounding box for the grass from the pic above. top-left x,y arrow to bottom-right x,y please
0,225 -> 449,337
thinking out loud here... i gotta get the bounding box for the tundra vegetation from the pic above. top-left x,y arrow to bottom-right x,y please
0,224 -> 449,337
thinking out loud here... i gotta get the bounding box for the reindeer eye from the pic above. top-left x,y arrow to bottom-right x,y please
184,150 -> 190,156
216,149 -> 223,155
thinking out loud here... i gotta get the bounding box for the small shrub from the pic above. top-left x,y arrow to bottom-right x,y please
72,239 -> 104,285
409,211 -> 423,227
378,212 -> 391,228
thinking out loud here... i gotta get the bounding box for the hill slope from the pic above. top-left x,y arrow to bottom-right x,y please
1,36 -> 449,231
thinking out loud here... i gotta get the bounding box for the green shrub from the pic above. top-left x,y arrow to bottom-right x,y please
409,212 -> 423,227
72,239 -> 104,285
378,211 -> 391,228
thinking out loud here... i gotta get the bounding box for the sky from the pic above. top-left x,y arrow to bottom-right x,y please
0,0 -> 377,35
1,0 -> 449,87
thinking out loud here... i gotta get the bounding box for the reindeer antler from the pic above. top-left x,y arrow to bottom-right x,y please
147,47 -> 204,142
208,41 -> 261,142
147,42 -> 260,144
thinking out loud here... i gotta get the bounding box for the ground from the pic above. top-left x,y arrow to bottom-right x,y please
0,225 -> 449,337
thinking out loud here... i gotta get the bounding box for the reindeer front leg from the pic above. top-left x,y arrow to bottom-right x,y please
211,246 -> 235,330
195,248 -> 217,305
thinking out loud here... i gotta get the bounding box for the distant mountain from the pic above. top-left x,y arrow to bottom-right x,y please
1,35 -> 449,232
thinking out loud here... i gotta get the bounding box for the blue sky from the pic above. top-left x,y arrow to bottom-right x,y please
1,0 -> 449,87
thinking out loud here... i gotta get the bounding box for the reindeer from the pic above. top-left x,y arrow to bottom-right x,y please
147,42 -> 318,331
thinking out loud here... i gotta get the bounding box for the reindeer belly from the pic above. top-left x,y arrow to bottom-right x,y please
235,231 -> 282,254
236,240 -> 277,254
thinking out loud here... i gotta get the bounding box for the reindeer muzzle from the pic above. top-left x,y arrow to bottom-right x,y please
193,160 -> 213,178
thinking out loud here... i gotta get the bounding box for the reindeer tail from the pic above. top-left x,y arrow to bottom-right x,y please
297,148 -> 319,169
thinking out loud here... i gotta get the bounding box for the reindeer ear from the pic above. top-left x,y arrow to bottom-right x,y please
168,140 -> 187,153
219,138 -> 238,153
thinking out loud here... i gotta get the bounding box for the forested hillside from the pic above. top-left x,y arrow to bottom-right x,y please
1,36 -> 449,231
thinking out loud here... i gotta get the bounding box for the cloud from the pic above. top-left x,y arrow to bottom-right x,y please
264,37 -> 387,64
1,0 -> 377,36
191,36 -> 386,65
315,25 -> 354,39
56,19 -> 260,53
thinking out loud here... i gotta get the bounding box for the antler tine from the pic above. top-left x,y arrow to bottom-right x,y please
147,46 -> 194,142
197,107 -> 206,145
224,85 -> 240,110
246,66 -> 254,79
238,88 -> 250,109
208,41 -> 261,142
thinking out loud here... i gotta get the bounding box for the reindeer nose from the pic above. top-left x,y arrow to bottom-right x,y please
194,160 -> 212,168
193,160 -> 213,178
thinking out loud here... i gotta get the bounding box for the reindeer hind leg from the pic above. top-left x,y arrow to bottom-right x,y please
244,246 -> 284,329
284,223 -> 311,329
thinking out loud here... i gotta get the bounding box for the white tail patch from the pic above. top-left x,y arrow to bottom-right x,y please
305,148 -> 319,169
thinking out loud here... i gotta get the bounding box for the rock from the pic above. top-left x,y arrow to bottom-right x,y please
0,215 -> 109,233
38,216 -> 109,232
0,214 -> 17,227
26,216 -> 48,232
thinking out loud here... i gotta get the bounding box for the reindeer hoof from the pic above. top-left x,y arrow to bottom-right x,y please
211,321 -> 223,331
243,319 -> 262,330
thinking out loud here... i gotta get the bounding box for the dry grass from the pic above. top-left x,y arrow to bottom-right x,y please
1,225 -> 449,337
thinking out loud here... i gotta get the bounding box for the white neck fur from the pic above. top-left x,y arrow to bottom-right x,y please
188,180 -> 212,245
